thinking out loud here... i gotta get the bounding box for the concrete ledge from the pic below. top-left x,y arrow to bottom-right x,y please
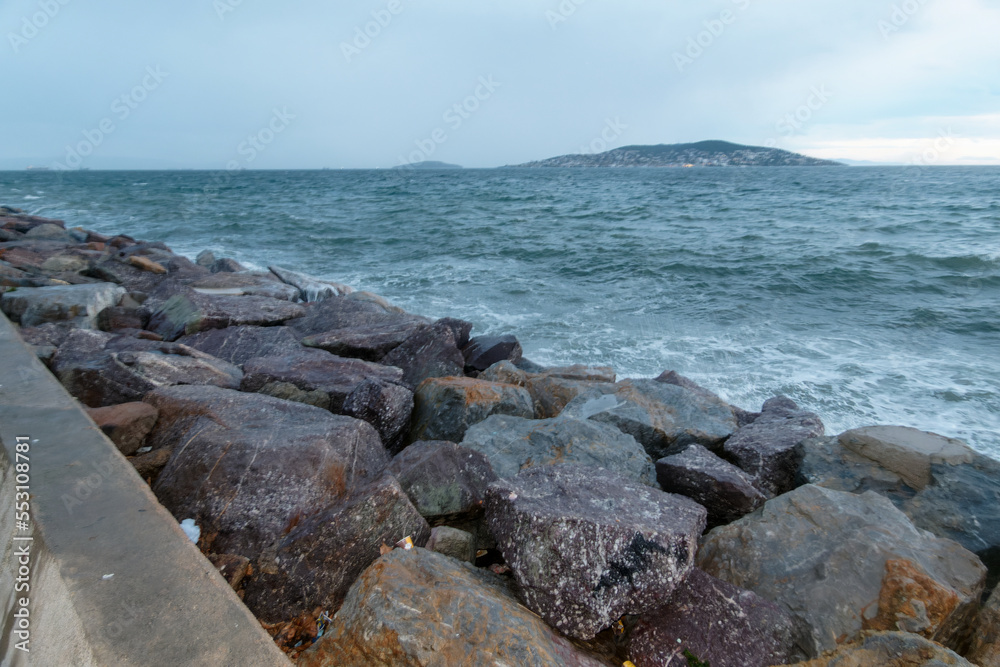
0,313 -> 290,666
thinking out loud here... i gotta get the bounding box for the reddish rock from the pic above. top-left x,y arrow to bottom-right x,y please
175,325 -> 302,367
380,320 -> 466,388
130,447 -> 172,482
655,444 -> 766,527
410,376 -> 534,443
86,402 -> 160,455
207,554 -> 252,591
290,295 -> 429,337
301,320 -> 426,361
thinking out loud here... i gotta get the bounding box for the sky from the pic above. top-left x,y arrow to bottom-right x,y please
1,0 -> 998,169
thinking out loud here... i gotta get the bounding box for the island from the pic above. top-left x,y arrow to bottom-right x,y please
393,160 -> 463,170
513,140 -> 844,168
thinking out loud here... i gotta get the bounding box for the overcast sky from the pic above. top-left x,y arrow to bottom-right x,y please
2,0 -> 998,169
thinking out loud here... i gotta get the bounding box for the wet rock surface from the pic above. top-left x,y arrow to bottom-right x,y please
462,413 -> 656,485
299,548 -> 611,667
629,568 -> 799,667
462,333 -> 523,371
410,376 -> 534,443
486,464 -> 707,640
697,484 -> 986,658
1,282 -> 126,329
380,320 -> 466,388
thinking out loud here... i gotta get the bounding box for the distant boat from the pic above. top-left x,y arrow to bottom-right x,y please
25,166 -> 50,171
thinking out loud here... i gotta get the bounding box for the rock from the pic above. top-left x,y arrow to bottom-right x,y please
801,436 -> 1000,594
656,370 -> 760,426
410,376 -> 534,443
195,250 -> 216,267
345,290 -> 403,312
301,320 -> 426,361
175,325 -> 302,367
968,584 -> 1000,666
786,631 -> 974,667
83,258 -> 178,294
147,291 -> 306,340
189,272 -> 299,301
52,330 -> 244,407
268,265 -> 353,301
462,414 -> 656,485
147,385 -> 389,559
40,253 -> 89,273
462,334 -> 523,372
479,360 -> 528,387
387,440 -> 498,522
655,445 -> 767,528
210,258 -> 244,273
25,223 -> 74,241
299,548 -> 609,667
341,378 -> 414,453
545,365 -> 617,383
18,321 -> 73,348
290,295 -> 428,337
527,374 -> 615,419
425,526 -> 477,563
380,320 -> 466,388
207,554 -> 251,591
696,484 -> 987,658
130,447 -> 172,481
723,396 -> 825,497
838,426 -> 976,491
0,229 -> 22,241
436,317 -> 473,349
85,402 -> 159,456
242,473 -> 430,623
1,282 -> 126,329
629,568 -> 799,667
486,464 -> 708,640
128,255 -> 167,274
562,379 -> 740,461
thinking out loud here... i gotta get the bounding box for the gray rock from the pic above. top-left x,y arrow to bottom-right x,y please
289,294 -> 428,336
462,413 -> 656,485
342,377 -> 414,453
388,440 -> 498,522
462,334 -> 523,372
176,325 -> 303,367
562,379 -> 740,461
268,265 -> 353,302
195,249 -> 216,267
425,526 -> 477,563
302,320 -> 426,361
526,375 -> 615,419
96,305 -> 148,332
210,258 -> 244,273
486,464 -> 707,640
147,385 -> 389,559
1,282 -> 126,329
51,330 -> 243,407
242,473 -> 430,623
189,271 -> 299,301
380,320 -> 466,388
785,631 -> 974,666
479,360 -> 528,387
838,425 -> 976,491
656,370 -> 760,426
723,396 -> 824,497
544,365 -> 617,383
299,548 -> 609,667
24,223 -> 74,241
436,317 -> 473,349
697,484 -> 987,658
655,444 -> 767,528
147,291 -> 306,341
410,376 -> 534,443
629,568 -> 800,667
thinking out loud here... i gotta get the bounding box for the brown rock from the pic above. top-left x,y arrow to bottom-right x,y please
786,631 -> 974,666
207,554 -> 252,591
838,425 -> 976,491
129,447 -> 172,482
86,402 -> 159,456
410,376 -> 534,443
128,255 -> 167,274
967,584 -> 1000,666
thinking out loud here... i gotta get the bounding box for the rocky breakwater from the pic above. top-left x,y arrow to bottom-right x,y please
2,205 -> 998,666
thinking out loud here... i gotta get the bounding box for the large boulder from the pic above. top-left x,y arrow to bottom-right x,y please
1,282 -> 126,329
299,548 -> 609,667
723,396 -> 825,497
380,320 -> 466,388
387,440 -> 498,522
188,271 -> 300,302
85,402 -> 159,456
302,320 -> 426,361
147,291 -> 305,341
175,325 -> 303,367
562,379 -> 740,461
968,584 -> 1000,666
409,376 -> 533,443
289,294 -> 428,337
462,334 -> 523,372
697,484 -> 987,658
462,414 -> 656,486
268,265 -> 353,301
147,385 -> 389,559
526,374 -> 616,419
485,464 -> 707,640
801,433 -> 1000,594
785,631 -> 974,667
242,473 -> 430,623
51,330 -> 243,407
655,444 -> 767,528
838,425 -> 976,491
241,348 -> 412,448
656,370 -> 760,426
629,568 -> 799,667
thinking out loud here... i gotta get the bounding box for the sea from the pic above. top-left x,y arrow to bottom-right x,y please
3,167 -> 998,457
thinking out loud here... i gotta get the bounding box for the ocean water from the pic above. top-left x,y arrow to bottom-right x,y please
3,167 -> 999,456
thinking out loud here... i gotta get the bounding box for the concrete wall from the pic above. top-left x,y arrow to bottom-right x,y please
0,313 -> 290,666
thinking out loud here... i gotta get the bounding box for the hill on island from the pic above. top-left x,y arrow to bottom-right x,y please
393,161 -> 463,170
514,141 -> 844,167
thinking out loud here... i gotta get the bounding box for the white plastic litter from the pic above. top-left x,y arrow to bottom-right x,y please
180,518 -> 201,544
